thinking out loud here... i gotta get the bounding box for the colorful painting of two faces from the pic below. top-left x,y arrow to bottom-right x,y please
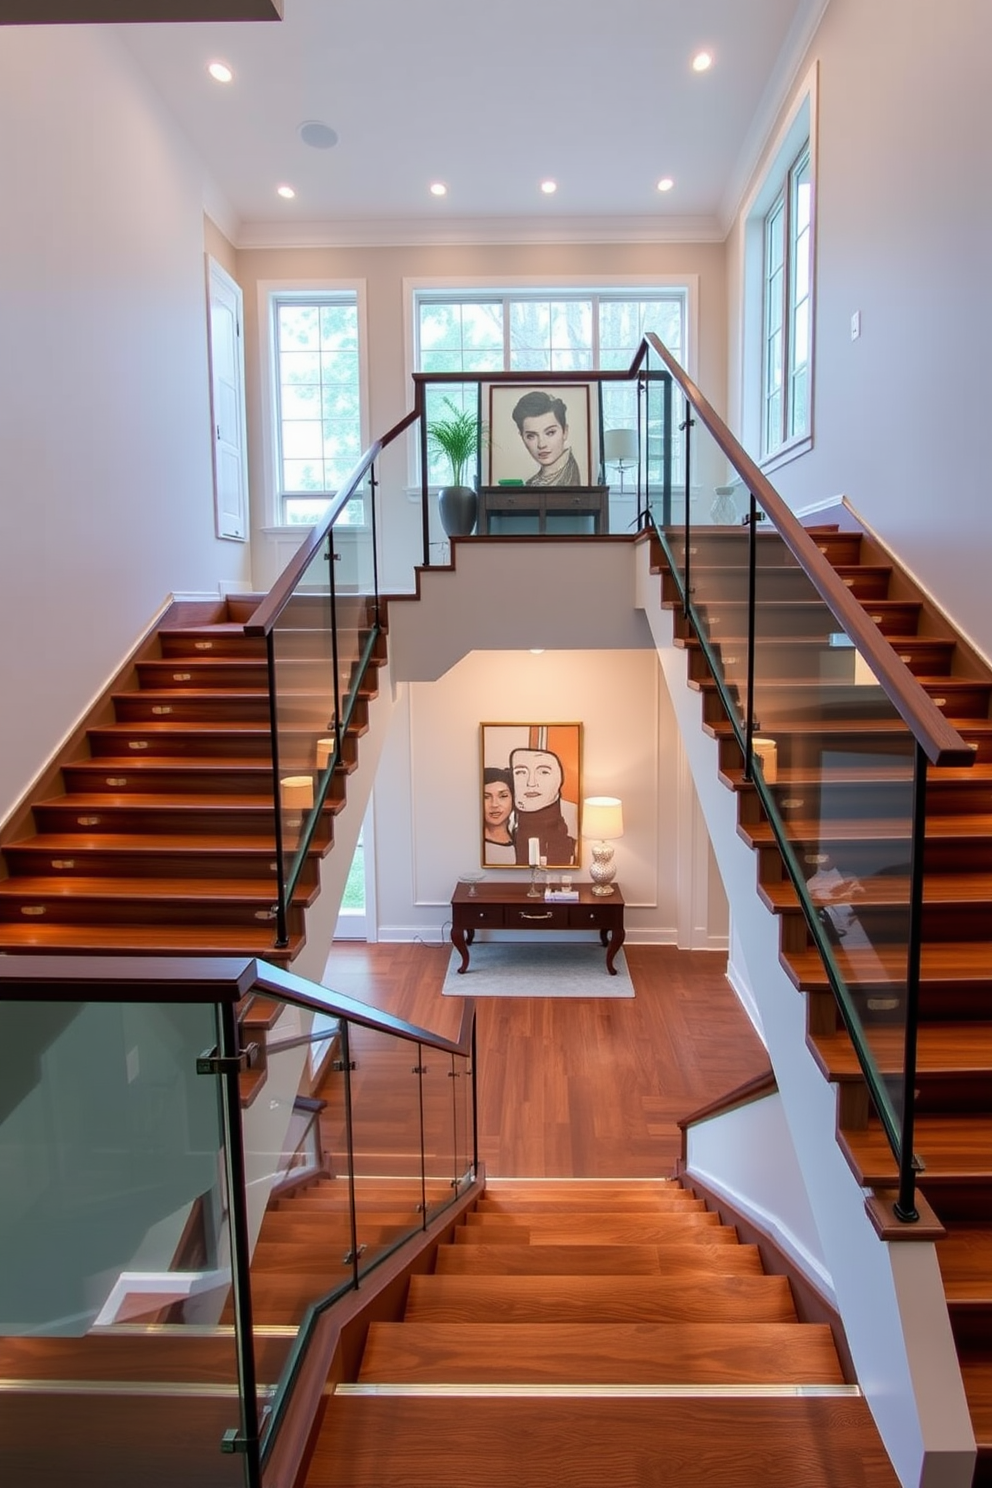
481,723 -> 582,869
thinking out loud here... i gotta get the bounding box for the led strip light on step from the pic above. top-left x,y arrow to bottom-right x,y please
333,1383 -> 862,1399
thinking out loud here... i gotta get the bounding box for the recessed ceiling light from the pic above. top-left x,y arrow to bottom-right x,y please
298,120 -> 338,150
657,177 -> 675,192
540,179 -> 557,195
529,649 -> 545,655
692,50 -> 713,72
430,182 -> 447,197
276,184 -> 296,200
207,61 -> 233,83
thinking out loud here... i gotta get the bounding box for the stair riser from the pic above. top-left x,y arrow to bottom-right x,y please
743,779 -> 992,820
2,846 -> 318,887
704,601 -> 923,639
87,728 -> 274,761
692,646 -> 956,686
31,803 -> 308,840
669,533 -> 864,568
0,896 -> 303,934
782,903 -> 992,947
113,695 -> 272,725
947,1306 -> 992,1351
62,765 -> 279,798
664,570 -> 891,606
159,631 -> 268,659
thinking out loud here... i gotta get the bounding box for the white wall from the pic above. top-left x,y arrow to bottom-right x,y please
369,638 -> 725,949
0,27 -> 250,819
235,240 -> 728,593
727,0 -> 992,659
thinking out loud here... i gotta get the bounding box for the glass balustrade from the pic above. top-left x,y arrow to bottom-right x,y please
0,996 -> 249,1487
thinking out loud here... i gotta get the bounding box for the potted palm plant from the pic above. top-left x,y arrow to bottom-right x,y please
427,397 -> 480,537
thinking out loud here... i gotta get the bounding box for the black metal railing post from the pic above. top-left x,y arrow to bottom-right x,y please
216,1000 -> 261,1487
744,490 -> 759,782
417,382 -> 430,567
471,1014 -> 479,1174
338,1022 -> 361,1288
895,742 -> 927,1222
680,398 -> 694,623
369,458 -> 381,631
264,631 -> 289,948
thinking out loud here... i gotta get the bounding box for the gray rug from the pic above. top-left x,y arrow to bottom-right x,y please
441,941 -> 634,998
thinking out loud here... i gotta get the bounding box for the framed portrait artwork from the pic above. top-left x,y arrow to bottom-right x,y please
486,384 -> 595,488
480,722 -> 582,869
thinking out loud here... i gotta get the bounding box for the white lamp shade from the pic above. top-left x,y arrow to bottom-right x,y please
582,796 -> 624,840
603,428 -> 639,464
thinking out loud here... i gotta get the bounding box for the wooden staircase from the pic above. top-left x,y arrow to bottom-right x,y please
303,1178 -> 897,1486
0,594 -> 383,962
656,521 -> 992,1485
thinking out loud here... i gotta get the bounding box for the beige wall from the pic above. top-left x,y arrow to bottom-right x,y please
235,239 -> 727,591
726,0 -> 992,659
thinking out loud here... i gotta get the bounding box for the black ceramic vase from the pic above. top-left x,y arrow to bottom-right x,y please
438,485 -> 478,537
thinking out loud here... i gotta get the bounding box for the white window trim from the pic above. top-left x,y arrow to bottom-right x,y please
403,274 -> 697,494
256,278 -> 370,533
737,61 -> 818,474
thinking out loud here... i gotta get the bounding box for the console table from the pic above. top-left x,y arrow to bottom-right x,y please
450,882 -> 625,975
477,485 -> 609,536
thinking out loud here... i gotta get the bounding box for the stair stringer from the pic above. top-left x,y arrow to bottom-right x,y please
635,541 -> 975,1488
289,650 -> 399,985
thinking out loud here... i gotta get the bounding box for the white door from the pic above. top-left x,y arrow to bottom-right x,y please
207,257 -> 248,541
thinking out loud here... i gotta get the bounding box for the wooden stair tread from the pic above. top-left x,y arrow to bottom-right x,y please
727,763 -> 992,789
960,1358 -> 992,1438
308,1397 -> 899,1487
483,1179 -> 683,1194
743,815 -> 992,844
404,1274 -> 797,1324
0,875 -> 307,904
474,1194 -> 705,1214
841,1115 -> 992,1184
466,1208 -> 721,1228
0,922 -> 299,955
785,942 -> 992,988
453,1221 -> 741,1246
810,1023 -> 992,1081
936,1227 -> 992,1299
762,874 -> 992,913
435,1242 -> 765,1275
358,1320 -> 845,1385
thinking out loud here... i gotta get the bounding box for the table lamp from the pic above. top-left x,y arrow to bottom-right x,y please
603,428 -> 639,493
582,796 -> 624,896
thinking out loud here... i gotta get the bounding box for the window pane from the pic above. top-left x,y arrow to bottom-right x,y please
460,302 -> 504,357
278,305 -> 320,350
793,299 -> 809,368
790,365 -> 808,439
273,293 -> 364,522
282,421 -> 324,460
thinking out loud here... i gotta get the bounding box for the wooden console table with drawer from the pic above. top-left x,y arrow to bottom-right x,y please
450,882 -> 625,975
476,485 -> 609,535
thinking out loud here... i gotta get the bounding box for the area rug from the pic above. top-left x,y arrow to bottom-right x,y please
441,941 -> 634,998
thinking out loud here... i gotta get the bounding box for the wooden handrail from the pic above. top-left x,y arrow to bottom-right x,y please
0,953 -> 475,1058
677,1068 -> 778,1133
642,334 -> 974,768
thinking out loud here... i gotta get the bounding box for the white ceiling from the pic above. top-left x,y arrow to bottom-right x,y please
116,0 -> 823,246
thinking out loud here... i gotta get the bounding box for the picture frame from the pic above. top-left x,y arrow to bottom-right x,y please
480,722 -> 583,869
486,383 -> 595,488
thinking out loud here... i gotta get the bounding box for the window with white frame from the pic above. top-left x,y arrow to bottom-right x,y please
414,289 -> 687,487
270,291 -> 364,525
762,143 -> 812,459
740,68 -> 816,471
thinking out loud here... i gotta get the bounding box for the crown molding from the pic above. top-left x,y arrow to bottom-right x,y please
234,213 -> 725,252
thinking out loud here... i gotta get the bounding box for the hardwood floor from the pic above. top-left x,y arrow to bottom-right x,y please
321,941 -> 769,1177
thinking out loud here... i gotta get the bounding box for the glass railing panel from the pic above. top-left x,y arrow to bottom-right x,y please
642,352 -> 674,528
345,1024 -> 424,1278
452,1049 -> 475,1195
749,542 -> 916,1152
420,1046 -> 461,1222
330,508 -> 379,755
0,997 -> 248,1486
235,994 -> 351,1410
271,540 -> 336,898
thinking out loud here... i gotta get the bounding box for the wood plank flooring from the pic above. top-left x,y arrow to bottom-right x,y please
320,941 -> 769,1177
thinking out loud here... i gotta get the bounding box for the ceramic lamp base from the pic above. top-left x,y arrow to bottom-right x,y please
589,842 -> 616,896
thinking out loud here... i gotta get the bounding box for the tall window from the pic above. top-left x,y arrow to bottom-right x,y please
271,292 -> 364,525
415,289 -> 687,485
762,143 -> 812,459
